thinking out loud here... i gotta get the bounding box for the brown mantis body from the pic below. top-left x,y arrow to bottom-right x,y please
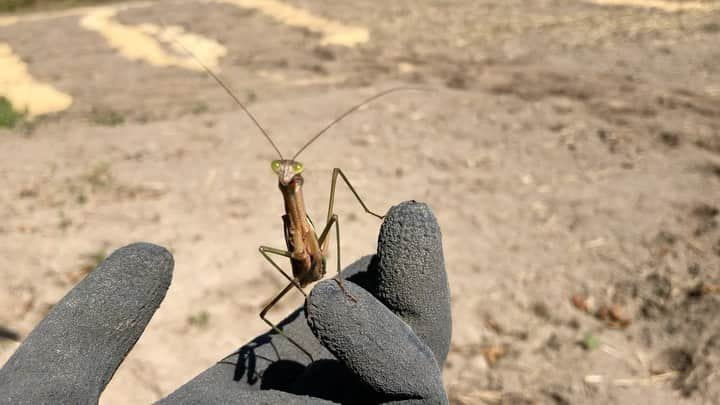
177,39 -> 423,358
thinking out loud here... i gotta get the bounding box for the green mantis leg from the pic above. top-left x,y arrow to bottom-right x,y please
257,246 -> 312,360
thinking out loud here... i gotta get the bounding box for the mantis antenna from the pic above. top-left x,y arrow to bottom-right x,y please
165,22 -> 432,160
167,28 -> 284,160
291,87 -> 432,160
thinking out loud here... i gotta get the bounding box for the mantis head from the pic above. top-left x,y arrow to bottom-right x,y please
271,159 -> 304,185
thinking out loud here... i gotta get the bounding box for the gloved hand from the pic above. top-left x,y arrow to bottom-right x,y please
0,201 -> 451,404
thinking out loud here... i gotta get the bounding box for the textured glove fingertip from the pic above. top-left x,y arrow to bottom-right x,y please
307,280 -> 447,403
376,201 -> 451,366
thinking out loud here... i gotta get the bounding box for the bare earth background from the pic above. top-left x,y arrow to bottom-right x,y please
1,0 -> 720,403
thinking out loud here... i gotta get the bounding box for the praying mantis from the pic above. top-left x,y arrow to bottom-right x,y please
181,43 -> 424,358
254,88 -> 422,359
248,86 -> 419,359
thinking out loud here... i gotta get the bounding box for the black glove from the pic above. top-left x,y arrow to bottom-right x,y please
0,201 -> 451,404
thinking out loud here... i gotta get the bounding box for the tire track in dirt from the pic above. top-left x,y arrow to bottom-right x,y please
0,0 -> 370,118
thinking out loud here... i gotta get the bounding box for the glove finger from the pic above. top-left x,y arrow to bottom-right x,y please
306,280 -> 447,403
358,201 -> 452,366
0,243 -> 173,404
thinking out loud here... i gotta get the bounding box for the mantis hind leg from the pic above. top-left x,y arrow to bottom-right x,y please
318,214 -> 356,302
258,246 -> 312,360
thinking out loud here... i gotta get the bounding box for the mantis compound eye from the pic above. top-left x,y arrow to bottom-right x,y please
271,160 -> 282,174
292,162 -> 304,174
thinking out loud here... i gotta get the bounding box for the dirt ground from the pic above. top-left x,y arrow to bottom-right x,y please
1,0 -> 720,403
